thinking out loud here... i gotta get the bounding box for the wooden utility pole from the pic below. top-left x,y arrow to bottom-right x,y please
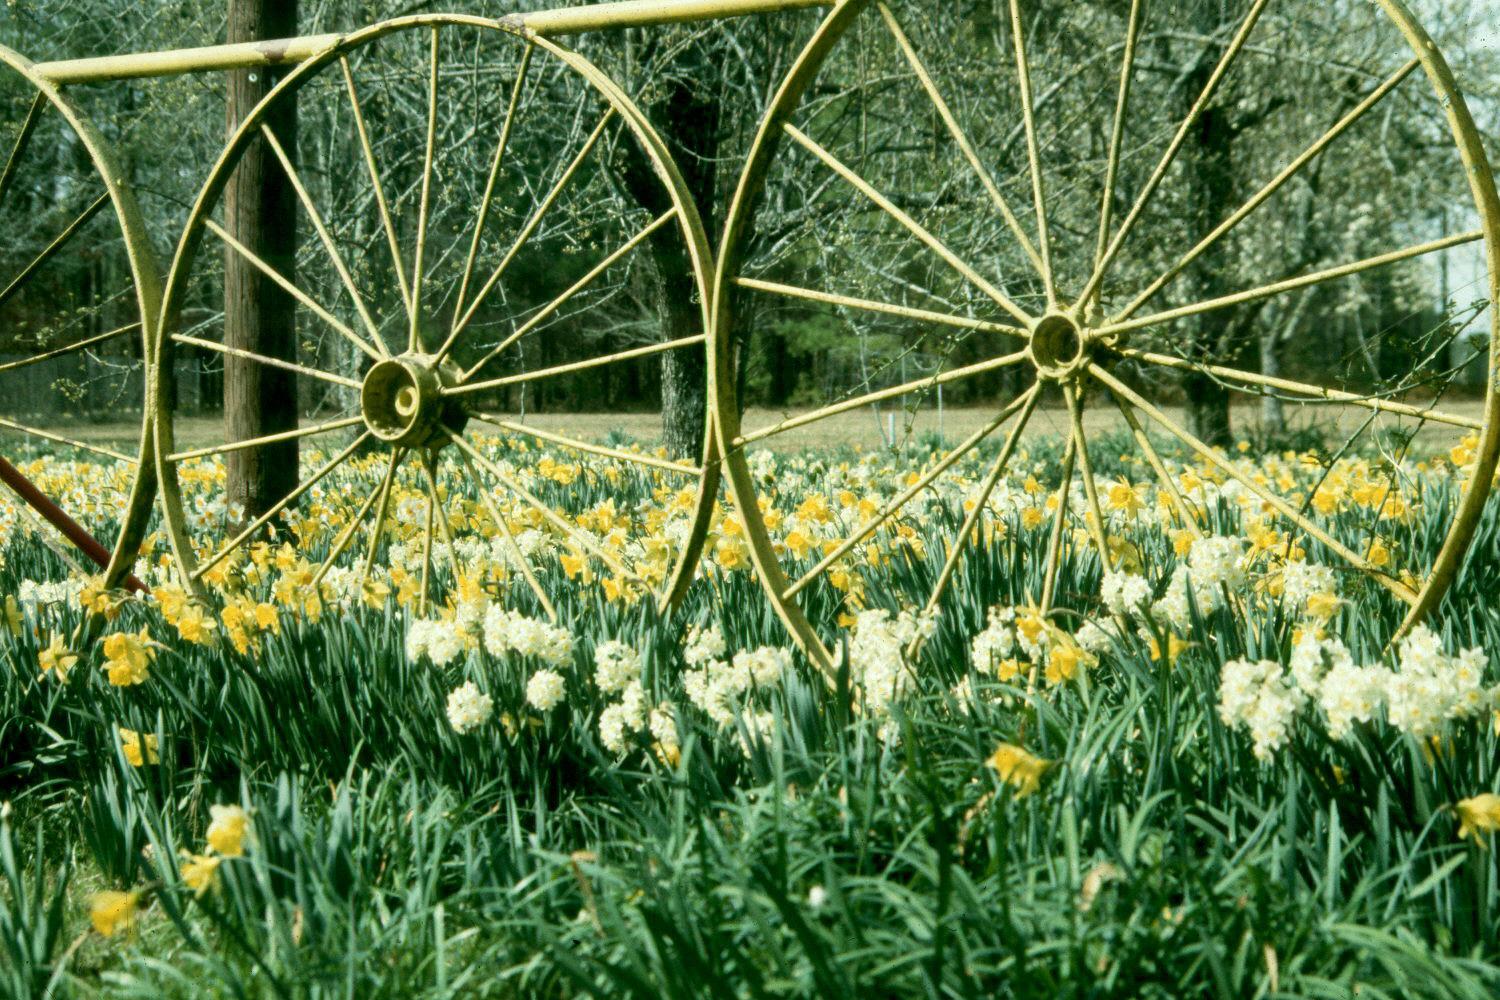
224,0 -> 299,518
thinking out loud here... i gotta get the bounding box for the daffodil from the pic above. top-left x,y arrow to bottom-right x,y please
1456,794 -> 1500,847
89,890 -> 142,937
987,743 -> 1052,799
37,634 -> 77,682
206,804 -> 250,857
118,727 -> 159,767
179,851 -> 222,895
101,629 -> 155,687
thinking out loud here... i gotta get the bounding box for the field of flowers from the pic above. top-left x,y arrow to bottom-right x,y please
4,419 -> 1500,997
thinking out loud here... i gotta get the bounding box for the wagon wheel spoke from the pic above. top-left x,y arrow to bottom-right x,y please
1105,387 -> 1204,539
0,323 -> 137,374
1098,230 -> 1484,338
782,389 -> 1034,602
913,383 -> 1040,635
1117,58 -> 1421,323
0,192 -> 109,312
462,206 -> 679,382
1007,0 -> 1056,306
341,56 -> 412,321
451,43 -> 534,334
165,415 -> 365,464
407,24 -> 443,356
1112,346 -> 1482,430
732,350 -> 1030,450
734,276 -> 1026,340
260,125 -> 386,359
1089,363 -> 1420,606
1078,0 -> 1272,308
874,2 -> 1044,280
0,417 -> 134,464
420,450 -> 464,599
154,18 -> 716,615
0,91 -> 44,208
1065,381 -> 1112,569
417,468 -> 436,615
309,456 -> 396,590
357,447 -> 406,595
466,411 -> 700,477
171,332 -> 362,389
204,218 -> 377,363
445,429 -> 642,585
190,432 -> 373,583
782,123 -> 1033,326
1038,430 -> 1078,617
442,106 -> 618,355
452,444 -> 558,622
1092,0 -> 1144,302
444,334 -> 706,398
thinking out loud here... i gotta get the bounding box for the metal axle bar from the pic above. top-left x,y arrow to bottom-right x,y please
34,0 -> 833,84
0,454 -> 148,594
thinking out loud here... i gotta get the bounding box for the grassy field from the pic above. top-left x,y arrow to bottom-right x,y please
3,423 -> 1500,997
5,396 -> 1484,456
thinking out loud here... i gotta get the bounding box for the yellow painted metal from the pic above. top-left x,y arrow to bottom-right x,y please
151,14 -> 721,618
33,0 -> 832,85
36,35 -> 344,85
505,0 -> 831,35
0,43 -> 162,591
711,0 -> 1500,675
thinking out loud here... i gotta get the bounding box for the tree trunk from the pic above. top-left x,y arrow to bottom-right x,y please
1259,330 -> 1285,435
1184,371 -> 1233,447
656,74 -> 718,460
1180,7 -> 1236,448
615,42 -> 719,461
224,0 -> 299,520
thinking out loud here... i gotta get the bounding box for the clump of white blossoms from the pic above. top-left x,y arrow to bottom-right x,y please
445,681 -> 493,734
18,578 -> 87,617
483,607 -> 573,666
406,617 -> 466,666
970,606 -> 1017,673
598,702 -> 633,754
1187,536 -> 1248,591
842,608 -> 936,717
596,680 -> 649,755
1317,659 -> 1387,740
684,624 -> 726,667
680,624 -> 792,752
1384,626 -> 1494,739
1217,626 -> 1498,758
1281,561 -> 1338,611
525,669 -> 566,712
649,704 -> 680,761
1101,570 -> 1152,618
1218,658 -> 1306,761
1288,631 -> 1355,696
593,640 -> 638,694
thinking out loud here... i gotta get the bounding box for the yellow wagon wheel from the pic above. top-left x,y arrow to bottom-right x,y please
0,44 -> 161,589
154,15 -> 717,618
712,0 -> 1500,675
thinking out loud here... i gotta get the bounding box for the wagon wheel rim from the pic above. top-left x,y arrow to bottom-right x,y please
712,0 -> 1500,677
154,15 -> 718,618
0,44 -> 162,591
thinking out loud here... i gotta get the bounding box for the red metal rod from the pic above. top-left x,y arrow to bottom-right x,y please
0,453 -> 149,595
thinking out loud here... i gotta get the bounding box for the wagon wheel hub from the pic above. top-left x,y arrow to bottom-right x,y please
1027,311 -> 1100,383
359,353 -> 468,450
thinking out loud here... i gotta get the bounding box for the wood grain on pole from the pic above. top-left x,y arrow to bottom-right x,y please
224,0 -> 300,520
